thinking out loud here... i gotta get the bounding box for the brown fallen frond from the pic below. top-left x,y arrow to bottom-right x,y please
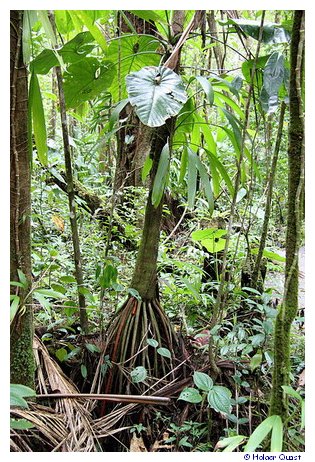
10,403 -> 67,451
34,336 -> 99,451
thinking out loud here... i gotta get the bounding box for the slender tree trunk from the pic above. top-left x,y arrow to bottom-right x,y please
10,10 -> 35,387
49,13 -> 88,333
252,102 -> 286,289
270,10 -> 304,419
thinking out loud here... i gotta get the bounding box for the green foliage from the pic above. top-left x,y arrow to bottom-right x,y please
244,415 -> 283,452
63,59 -> 115,109
152,142 -> 170,206
10,384 -> 36,409
29,72 -> 48,165
126,66 -> 187,127
130,366 -> 147,383
221,18 -> 290,44
179,371 -> 233,415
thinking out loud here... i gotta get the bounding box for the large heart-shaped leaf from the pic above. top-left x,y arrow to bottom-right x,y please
126,66 -> 188,127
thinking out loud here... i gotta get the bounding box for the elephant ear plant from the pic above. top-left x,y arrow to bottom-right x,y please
126,65 -> 187,127
100,65 -> 188,412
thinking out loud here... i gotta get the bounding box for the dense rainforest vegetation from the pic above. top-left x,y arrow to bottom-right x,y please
10,9 -> 305,453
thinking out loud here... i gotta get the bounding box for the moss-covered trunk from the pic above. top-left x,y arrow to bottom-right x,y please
10,10 -> 35,387
270,10 -> 304,419
130,125 -> 169,299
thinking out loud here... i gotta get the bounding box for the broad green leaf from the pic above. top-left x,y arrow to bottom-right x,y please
22,11 -> 38,65
51,283 -> 67,295
193,371 -> 213,391
10,394 -> 28,408
59,275 -> 77,283
142,156 -> 153,183
10,384 -> 36,399
192,228 -> 227,253
250,353 -> 262,371
260,52 -> 285,113
55,10 -> 75,34
131,366 -> 147,383
187,147 -> 197,209
10,296 -> 20,322
31,32 -> 96,74
216,435 -> 246,452
192,228 -> 225,241
178,387 -> 203,404
244,415 -> 279,452
63,58 -> 115,109
108,34 -> 161,100
37,11 -> 57,46
10,418 -> 34,430
10,384 -> 35,408
195,76 -> 214,106
130,10 -> 168,26
147,338 -> 159,348
126,66 -> 187,127
69,10 -> 107,51
175,97 -> 196,139
29,72 -> 48,166
221,19 -> 290,44
251,247 -> 286,263
271,416 -> 283,452
157,347 -> 172,359
55,348 -> 68,362
34,288 -> 65,299
207,386 -> 232,414
152,142 -> 170,207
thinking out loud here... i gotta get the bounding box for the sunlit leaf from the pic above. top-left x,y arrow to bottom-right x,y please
126,66 -> 187,127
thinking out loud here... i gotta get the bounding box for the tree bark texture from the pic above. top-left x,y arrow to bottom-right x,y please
10,10 -> 35,387
270,10 -> 305,419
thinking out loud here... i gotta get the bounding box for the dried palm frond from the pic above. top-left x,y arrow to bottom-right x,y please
33,336 -> 99,452
10,403 -> 67,451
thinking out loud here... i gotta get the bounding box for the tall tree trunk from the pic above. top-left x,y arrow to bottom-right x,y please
270,10 -> 305,419
10,10 -> 35,387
